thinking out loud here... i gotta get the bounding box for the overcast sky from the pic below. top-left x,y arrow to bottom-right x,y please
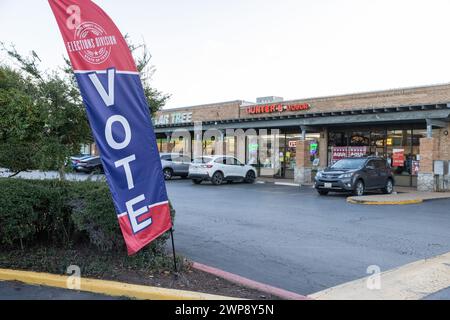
1,0 -> 450,109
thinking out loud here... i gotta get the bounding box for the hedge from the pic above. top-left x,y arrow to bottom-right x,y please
0,178 -> 175,254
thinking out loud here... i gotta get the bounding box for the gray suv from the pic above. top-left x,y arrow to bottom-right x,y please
314,157 -> 394,196
160,153 -> 191,180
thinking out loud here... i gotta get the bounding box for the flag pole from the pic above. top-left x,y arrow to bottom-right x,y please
170,227 -> 178,273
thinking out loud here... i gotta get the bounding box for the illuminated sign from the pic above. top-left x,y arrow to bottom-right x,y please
246,103 -> 310,115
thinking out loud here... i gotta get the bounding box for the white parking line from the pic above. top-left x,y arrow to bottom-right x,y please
309,251 -> 450,300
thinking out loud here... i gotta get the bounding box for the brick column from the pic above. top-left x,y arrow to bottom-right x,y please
294,140 -> 312,184
319,128 -> 328,168
418,137 -> 435,191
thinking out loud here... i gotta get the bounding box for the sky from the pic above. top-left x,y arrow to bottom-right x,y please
1,0 -> 450,109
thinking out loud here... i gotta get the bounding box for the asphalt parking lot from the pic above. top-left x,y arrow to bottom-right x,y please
166,179 -> 450,296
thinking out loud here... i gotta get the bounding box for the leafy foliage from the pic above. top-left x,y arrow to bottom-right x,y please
0,178 -> 175,255
0,39 -> 169,176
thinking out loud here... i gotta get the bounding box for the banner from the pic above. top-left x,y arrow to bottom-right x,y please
331,146 -> 368,163
393,148 -> 405,167
49,0 -> 172,255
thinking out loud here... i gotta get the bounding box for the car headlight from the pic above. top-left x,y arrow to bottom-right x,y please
339,172 -> 354,179
316,171 -> 323,178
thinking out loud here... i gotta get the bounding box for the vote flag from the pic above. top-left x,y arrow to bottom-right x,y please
48,0 -> 172,255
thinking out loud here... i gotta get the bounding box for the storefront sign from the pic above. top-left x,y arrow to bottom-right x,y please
331,146 -> 368,163
393,149 -> 405,167
155,112 -> 192,125
246,103 -> 310,115
288,140 -> 297,148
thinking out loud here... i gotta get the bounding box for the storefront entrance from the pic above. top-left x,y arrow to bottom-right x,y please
328,125 -> 428,187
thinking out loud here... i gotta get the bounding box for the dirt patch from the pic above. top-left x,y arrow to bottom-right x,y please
104,264 -> 280,300
0,247 -> 280,300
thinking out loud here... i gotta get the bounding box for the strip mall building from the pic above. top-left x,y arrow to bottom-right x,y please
153,84 -> 450,191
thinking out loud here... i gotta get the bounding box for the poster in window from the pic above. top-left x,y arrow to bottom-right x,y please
393,149 -> 405,167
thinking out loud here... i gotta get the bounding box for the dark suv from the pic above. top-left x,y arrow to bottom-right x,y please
314,157 -> 394,196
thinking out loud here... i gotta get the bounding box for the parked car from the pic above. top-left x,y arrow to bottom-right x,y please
160,153 -> 191,180
74,156 -> 104,173
188,155 -> 257,185
70,154 -> 92,168
314,156 -> 394,196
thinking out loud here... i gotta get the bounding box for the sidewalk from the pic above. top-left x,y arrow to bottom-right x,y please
256,177 -> 313,187
348,187 -> 450,205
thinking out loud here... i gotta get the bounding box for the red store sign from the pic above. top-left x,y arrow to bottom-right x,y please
246,103 -> 310,114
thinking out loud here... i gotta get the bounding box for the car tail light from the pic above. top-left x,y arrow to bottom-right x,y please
201,164 -> 213,168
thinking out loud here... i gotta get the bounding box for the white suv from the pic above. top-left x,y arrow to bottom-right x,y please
188,155 -> 257,185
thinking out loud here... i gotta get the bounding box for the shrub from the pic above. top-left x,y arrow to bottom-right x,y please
0,178 -> 175,255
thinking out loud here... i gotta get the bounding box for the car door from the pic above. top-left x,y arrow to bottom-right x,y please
375,159 -> 389,187
364,160 -> 378,189
231,157 -> 246,177
178,156 -> 191,175
213,157 -> 228,176
224,157 -> 243,177
171,155 -> 185,175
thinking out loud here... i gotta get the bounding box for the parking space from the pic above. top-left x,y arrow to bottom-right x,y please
166,179 -> 450,295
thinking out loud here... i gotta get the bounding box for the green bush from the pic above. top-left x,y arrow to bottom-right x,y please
0,178 -> 175,255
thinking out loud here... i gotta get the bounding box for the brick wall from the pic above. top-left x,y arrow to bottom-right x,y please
296,140 -> 311,168
419,138 -> 435,173
240,84 -> 450,119
155,100 -> 242,123
155,84 -> 450,123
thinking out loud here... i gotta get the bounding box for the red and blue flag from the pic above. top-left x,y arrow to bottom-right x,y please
48,0 -> 172,255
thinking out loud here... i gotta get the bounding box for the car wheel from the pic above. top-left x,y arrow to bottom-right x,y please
192,179 -> 202,184
211,171 -> 224,185
353,180 -> 365,196
317,190 -> 329,196
383,178 -> 394,194
244,170 -> 256,183
163,168 -> 173,180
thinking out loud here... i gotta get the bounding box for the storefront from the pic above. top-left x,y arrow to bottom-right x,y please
154,84 -> 450,191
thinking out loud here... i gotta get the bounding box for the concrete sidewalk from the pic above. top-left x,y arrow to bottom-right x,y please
348,187 -> 450,205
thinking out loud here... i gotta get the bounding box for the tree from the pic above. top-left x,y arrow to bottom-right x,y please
1,38 -> 170,178
0,44 -> 92,178
127,36 -> 170,116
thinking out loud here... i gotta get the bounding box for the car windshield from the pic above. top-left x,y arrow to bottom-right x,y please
193,157 -> 212,164
331,158 -> 366,170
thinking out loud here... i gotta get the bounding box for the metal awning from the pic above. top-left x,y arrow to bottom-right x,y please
154,103 -> 450,133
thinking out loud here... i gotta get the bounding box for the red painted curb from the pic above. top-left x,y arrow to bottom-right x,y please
191,262 -> 311,300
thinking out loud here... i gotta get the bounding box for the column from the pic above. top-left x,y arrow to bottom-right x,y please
294,139 -> 312,185
417,137 -> 435,192
319,128 -> 328,168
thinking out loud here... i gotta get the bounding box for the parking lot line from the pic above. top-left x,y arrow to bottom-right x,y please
308,251 -> 450,300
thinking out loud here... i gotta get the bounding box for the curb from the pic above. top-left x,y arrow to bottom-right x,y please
347,197 -> 423,205
0,268 -> 239,300
191,262 -> 310,300
256,180 -> 312,188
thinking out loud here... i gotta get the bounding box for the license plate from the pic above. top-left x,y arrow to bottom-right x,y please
324,183 -> 332,188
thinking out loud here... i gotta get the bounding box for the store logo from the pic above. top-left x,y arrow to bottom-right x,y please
67,21 -> 118,64
246,103 -> 310,115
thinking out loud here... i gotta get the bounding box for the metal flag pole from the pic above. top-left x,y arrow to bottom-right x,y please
170,227 -> 178,273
